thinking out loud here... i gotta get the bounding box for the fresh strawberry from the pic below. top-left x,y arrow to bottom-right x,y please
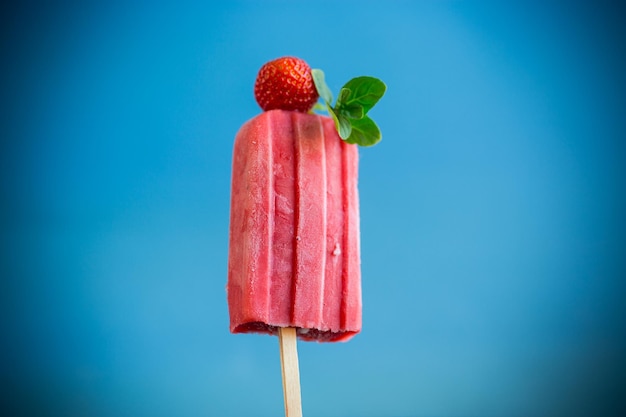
254,56 -> 319,113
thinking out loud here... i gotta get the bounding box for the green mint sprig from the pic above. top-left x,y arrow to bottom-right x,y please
311,69 -> 386,147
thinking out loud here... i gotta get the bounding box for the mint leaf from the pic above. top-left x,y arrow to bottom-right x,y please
336,87 -> 352,107
339,76 -> 386,115
339,103 -> 364,119
326,104 -> 352,140
311,69 -> 386,147
344,115 -> 381,147
327,105 -> 340,131
311,69 -> 333,104
327,105 -> 351,139
336,112 -> 353,140
312,102 -> 327,112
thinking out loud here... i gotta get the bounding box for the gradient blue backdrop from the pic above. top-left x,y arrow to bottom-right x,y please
2,1 -> 625,416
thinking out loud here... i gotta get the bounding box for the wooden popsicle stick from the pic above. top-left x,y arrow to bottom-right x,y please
278,327 -> 303,417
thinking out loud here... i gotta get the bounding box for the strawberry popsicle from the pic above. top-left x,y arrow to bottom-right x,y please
226,56 -> 385,417
227,109 -> 361,342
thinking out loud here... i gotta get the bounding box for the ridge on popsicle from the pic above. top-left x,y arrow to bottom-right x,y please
227,56 -> 386,342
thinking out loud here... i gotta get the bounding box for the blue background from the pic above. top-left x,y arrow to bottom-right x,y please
2,1 -> 625,416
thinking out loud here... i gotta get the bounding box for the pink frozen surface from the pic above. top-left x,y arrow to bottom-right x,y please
227,110 -> 361,342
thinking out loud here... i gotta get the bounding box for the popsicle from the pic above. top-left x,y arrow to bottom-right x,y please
227,109 -> 362,342
226,56 -> 385,417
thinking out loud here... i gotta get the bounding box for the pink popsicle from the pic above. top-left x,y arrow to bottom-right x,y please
227,109 -> 362,342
